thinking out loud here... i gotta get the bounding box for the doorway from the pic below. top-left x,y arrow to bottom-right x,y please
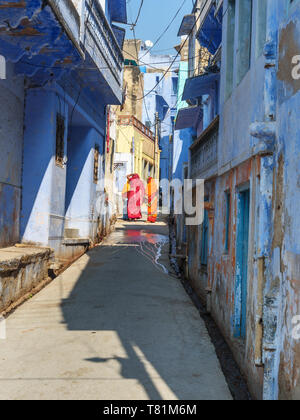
234,187 -> 250,339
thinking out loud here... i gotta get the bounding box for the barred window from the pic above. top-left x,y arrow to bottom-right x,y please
55,114 -> 65,167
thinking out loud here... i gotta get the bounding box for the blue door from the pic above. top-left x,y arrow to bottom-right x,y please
234,189 -> 250,338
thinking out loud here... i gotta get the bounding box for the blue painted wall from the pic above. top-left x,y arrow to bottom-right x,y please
172,61 -> 193,181
65,126 -> 104,239
0,63 -> 24,247
274,0 -> 300,400
182,0 -> 300,400
21,89 -> 66,247
0,0 -> 125,257
21,83 -> 107,256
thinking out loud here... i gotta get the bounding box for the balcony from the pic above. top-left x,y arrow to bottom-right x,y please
118,115 -> 155,141
0,0 -> 125,103
83,0 -> 125,103
196,0 -> 222,55
190,116 -> 219,180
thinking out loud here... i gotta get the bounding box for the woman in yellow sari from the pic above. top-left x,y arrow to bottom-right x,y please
147,177 -> 158,223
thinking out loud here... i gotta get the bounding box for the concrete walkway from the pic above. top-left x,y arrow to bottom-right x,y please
0,220 -> 232,400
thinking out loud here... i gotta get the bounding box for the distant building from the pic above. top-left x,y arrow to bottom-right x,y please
139,45 -> 179,184
114,39 -> 179,204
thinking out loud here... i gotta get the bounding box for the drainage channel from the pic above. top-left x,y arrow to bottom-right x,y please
169,220 -> 252,401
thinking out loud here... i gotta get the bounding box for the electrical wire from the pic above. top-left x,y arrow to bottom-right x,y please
18,50 -> 210,73
139,0 -> 188,60
132,26 -> 153,126
131,0 -> 227,101
127,0 -> 154,130
132,0 -> 144,27
19,0 -> 220,118
135,27 -> 198,101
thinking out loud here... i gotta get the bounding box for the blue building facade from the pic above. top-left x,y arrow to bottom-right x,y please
176,0 -> 300,399
0,0 -> 127,260
139,47 -> 179,183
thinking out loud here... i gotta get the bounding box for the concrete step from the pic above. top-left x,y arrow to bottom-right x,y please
64,228 -> 80,239
62,238 -> 90,246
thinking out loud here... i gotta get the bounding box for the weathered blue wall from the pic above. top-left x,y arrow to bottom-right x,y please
182,0 -> 300,400
200,0 -> 281,399
219,0 -> 267,175
0,63 -> 24,247
184,0 -> 300,400
65,126 -> 104,239
274,0 -> 300,400
21,89 -> 66,247
20,82 -> 107,258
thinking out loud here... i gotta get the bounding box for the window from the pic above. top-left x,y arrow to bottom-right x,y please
94,144 -> 99,183
55,114 -> 65,167
172,77 -> 178,95
237,0 -> 253,84
225,191 -> 231,253
171,116 -> 175,129
225,0 -> 236,100
255,0 -> 267,58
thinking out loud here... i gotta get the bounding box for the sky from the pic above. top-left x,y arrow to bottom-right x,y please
125,0 -> 194,54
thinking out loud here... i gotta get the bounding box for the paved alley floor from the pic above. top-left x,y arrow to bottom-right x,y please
0,220 -> 232,400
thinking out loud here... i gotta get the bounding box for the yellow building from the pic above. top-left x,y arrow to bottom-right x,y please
116,115 -> 160,185
114,40 -> 160,194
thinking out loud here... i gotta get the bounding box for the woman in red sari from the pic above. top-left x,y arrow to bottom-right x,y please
147,177 -> 158,223
127,174 -> 145,220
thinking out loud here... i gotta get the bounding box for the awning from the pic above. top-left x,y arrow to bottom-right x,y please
177,14 -> 196,36
112,25 -> 126,49
175,106 -> 203,131
196,4 -> 222,55
182,73 -> 220,101
110,0 -> 127,24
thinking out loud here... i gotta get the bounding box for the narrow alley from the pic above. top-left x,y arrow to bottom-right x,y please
1,0 -> 300,402
0,220 -> 232,400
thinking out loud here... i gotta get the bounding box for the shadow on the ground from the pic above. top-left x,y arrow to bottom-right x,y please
60,221 -> 228,400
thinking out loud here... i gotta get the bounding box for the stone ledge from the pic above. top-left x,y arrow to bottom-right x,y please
0,246 -> 54,313
0,246 -> 53,273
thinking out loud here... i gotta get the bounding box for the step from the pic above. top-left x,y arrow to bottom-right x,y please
64,228 -> 80,239
62,238 -> 90,246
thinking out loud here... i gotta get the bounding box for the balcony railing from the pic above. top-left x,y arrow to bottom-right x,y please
190,116 -> 219,179
118,115 -> 155,141
84,0 -> 124,86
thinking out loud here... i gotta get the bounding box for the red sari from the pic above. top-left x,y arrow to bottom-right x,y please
127,174 -> 145,220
